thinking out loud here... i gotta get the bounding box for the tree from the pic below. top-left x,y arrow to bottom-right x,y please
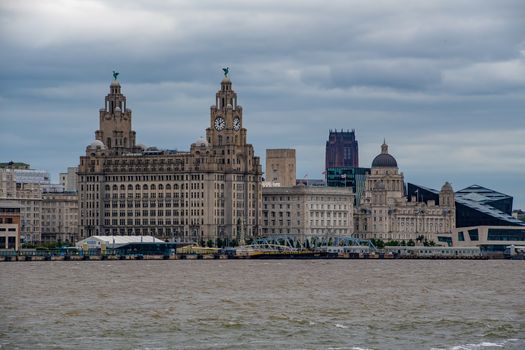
206,240 -> 214,248
407,239 -> 415,247
371,239 -> 385,249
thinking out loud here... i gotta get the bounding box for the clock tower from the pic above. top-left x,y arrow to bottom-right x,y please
206,74 -> 257,174
202,72 -> 262,241
207,75 -> 247,147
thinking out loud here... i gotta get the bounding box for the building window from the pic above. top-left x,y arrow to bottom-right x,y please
487,228 -> 525,241
468,229 -> 479,241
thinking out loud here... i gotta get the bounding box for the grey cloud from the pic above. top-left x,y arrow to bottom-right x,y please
327,60 -> 442,90
1,0 -> 525,207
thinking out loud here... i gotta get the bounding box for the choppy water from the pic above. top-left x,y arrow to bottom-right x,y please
0,260 -> 524,350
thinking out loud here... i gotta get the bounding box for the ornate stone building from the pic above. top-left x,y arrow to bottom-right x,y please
354,142 -> 455,242
78,74 -> 263,244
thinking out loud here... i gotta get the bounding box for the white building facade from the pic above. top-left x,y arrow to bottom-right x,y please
262,185 -> 354,238
41,190 -> 79,243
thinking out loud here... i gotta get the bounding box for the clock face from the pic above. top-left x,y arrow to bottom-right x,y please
214,116 -> 225,131
233,117 -> 241,131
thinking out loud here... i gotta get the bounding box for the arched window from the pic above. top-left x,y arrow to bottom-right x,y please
128,184 -> 133,191
166,184 -> 171,190
112,185 -> 117,191
151,184 -> 156,190
143,184 -> 148,190
159,184 -> 164,190
135,184 -> 140,191
120,184 -> 125,191
105,185 -> 110,191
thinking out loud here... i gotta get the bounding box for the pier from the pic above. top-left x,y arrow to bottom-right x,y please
0,249 -> 488,262
0,235 -> 493,261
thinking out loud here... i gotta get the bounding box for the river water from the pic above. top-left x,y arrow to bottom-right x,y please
0,260 -> 524,350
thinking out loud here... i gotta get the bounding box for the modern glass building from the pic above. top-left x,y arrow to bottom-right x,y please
326,167 -> 370,205
407,183 -> 524,228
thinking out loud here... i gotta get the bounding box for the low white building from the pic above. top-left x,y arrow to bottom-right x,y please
76,235 -> 163,249
262,185 -> 354,238
452,226 -> 525,254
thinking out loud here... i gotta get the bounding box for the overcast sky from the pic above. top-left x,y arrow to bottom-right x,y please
1,0 -> 524,208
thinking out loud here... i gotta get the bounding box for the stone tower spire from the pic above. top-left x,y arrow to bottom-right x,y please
206,72 -> 246,148
94,75 -> 137,155
381,139 -> 388,154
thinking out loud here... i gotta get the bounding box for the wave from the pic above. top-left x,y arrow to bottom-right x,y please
431,338 -> 522,350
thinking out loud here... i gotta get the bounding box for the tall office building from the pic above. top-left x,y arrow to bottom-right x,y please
60,167 -> 78,192
265,149 -> 296,187
325,129 -> 359,171
78,74 -> 263,244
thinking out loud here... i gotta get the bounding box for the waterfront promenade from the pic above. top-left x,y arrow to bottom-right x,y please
0,251 -> 490,262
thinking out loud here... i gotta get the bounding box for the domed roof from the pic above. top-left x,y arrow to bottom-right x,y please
371,141 -> 398,168
221,76 -> 231,84
88,140 -> 106,150
136,143 -> 146,150
114,106 -> 121,112
193,137 -> 209,147
111,80 -> 120,86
